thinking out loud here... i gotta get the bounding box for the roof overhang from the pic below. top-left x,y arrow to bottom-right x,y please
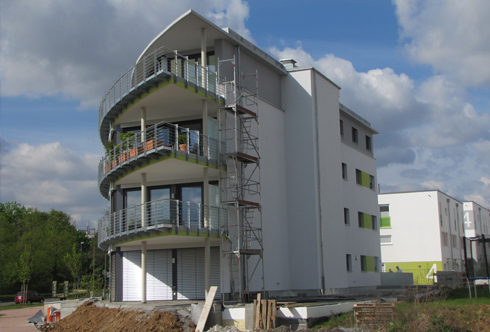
136,10 -> 288,75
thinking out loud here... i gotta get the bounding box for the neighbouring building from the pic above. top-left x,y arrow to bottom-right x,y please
462,201 -> 490,276
378,190 -> 466,284
97,10 -> 381,302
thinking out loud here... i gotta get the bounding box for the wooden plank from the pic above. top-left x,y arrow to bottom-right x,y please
261,300 -> 267,329
266,301 -> 271,329
272,300 -> 277,328
254,293 -> 261,329
196,286 -> 218,332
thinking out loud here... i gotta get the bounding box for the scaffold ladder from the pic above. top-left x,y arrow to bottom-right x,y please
218,56 -> 264,302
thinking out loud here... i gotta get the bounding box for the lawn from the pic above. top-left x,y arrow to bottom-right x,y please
313,286 -> 490,331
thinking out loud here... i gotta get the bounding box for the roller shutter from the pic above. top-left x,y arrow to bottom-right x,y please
146,250 -> 172,300
122,251 -> 141,301
177,247 -> 221,300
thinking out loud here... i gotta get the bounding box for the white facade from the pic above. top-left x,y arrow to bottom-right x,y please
98,10 -> 381,302
378,191 -> 465,284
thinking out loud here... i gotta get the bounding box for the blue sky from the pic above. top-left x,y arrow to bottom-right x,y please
2,0 -> 490,229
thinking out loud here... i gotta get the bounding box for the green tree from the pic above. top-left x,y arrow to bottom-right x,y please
17,245 -> 32,288
0,202 -> 85,294
63,244 -> 82,285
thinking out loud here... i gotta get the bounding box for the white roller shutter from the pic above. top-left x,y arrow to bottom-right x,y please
122,251 -> 141,301
146,250 -> 172,300
177,248 -> 221,300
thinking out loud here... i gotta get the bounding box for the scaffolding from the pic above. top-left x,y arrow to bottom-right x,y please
218,56 -> 264,302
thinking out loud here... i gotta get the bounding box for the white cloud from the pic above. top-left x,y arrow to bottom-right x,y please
464,177 -> 490,207
0,0 -> 252,108
394,0 -> 490,87
0,141 -> 105,228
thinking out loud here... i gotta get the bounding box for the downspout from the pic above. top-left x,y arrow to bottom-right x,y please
312,70 -> 325,293
447,199 -> 454,270
456,203 -> 462,270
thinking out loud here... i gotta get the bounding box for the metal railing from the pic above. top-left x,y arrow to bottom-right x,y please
98,45 -> 226,128
98,198 -> 228,244
98,120 -> 226,184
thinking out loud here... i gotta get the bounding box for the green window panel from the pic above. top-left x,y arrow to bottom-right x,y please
361,171 -> 370,188
363,213 -> 372,229
380,217 -> 391,228
366,256 -> 375,272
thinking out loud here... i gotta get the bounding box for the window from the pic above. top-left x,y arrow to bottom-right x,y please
380,235 -> 392,244
344,208 -> 350,225
361,255 -> 367,272
358,212 -> 363,227
342,163 -> 347,180
356,169 -> 362,185
366,136 -> 371,151
346,254 -> 352,272
370,175 -> 375,190
372,215 -> 377,230
452,235 -> 457,248
380,205 -> 391,228
374,257 -> 379,272
340,120 -> 344,136
352,127 -> 358,143
442,232 -> 448,246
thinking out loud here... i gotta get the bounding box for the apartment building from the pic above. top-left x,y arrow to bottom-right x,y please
378,190 -> 465,284
97,10 -> 381,302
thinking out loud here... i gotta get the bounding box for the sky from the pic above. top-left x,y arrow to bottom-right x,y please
2,0 -> 490,229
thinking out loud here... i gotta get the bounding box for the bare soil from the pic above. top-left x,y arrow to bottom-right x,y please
40,301 -> 195,332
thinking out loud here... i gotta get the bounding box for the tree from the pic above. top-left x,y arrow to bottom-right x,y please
63,244 -> 82,285
17,245 -> 32,287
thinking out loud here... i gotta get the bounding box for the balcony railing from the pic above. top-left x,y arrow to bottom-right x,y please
98,198 -> 228,245
98,45 -> 226,129
98,120 -> 226,185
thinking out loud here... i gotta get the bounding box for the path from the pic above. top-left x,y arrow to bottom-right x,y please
0,307 -> 41,332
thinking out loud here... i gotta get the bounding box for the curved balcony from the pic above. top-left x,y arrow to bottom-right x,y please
98,198 -> 228,249
98,120 -> 226,199
98,45 -> 226,143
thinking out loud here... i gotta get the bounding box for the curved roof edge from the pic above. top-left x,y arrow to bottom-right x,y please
135,10 -> 288,75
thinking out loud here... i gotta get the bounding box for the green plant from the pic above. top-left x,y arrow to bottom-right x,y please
103,140 -> 116,154
178,134 -> 187,145
118,132 -> 135,150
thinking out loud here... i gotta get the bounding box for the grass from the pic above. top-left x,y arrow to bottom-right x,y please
312,286 -> 490,331
0,303 -> 44,311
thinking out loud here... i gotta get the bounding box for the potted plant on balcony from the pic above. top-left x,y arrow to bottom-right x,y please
103,141 -> 117,172
118,132 -> 135,161
178,134 -> 188,152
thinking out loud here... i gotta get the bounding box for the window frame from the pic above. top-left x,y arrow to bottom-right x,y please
352,127 -> 358,144
366,135 -> 371,151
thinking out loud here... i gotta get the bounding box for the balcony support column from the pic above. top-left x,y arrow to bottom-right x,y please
141,241 -> 147,304
203,168 -> 209,228
141,107 -> 146,144
204,237 -> 210,297
141,173 -> 147,227
203,100 -> 208,157
201,28 -> 207,88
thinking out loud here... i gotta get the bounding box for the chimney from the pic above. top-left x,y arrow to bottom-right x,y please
280,58 -> 297,70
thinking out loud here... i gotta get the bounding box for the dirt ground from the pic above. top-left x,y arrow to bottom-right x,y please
39,301 -> 348,332
40,301 -> 195,332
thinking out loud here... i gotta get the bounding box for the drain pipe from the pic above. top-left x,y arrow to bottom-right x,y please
312,70 -> 326,293
447,199 -> 454,270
